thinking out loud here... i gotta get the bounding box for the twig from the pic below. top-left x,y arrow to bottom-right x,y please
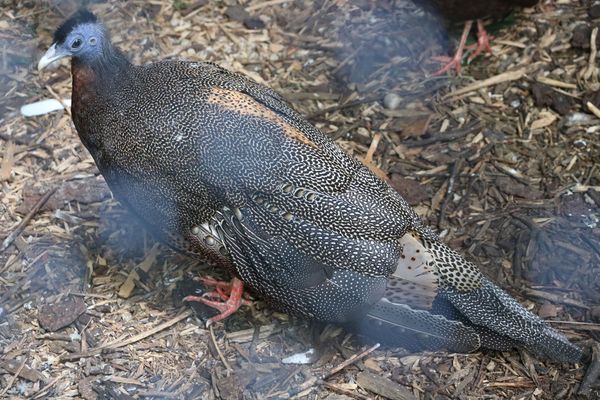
586,101 -> 600,119
438,157 -> 464,227
536,76 -> 577,90
322,382 -> 372,400
0,134 -> 15,182
45,85 -> 71,117
363,132 -> 381,165
332,44 -> 363,75
137,391 -> 180,398
308,96 -> 381,119
266,366 -> 304,397
246,0 -> 295,11
546,320 -> 600,332
0,187 -> 57,253
118,243 -> 160,298
442,68 -> 526,100
525,289 -> 589,310
0,359 -> 26,396
581,27 -> 599,83
403,122 -> 481,147
31,375 -> 62,399
579,343 -> 600,395
98,309 -> 193,350
60,309 -> 193,361
324,343 -> 380,379
282,343 -> 381,398
210,324 -> 232,371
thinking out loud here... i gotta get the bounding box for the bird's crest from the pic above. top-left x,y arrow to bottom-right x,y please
53,9 -> 97,45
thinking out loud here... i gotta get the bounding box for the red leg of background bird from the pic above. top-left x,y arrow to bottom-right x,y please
432,20 -> 473,76
466,20 -> 493,62
183,277 -> 247,324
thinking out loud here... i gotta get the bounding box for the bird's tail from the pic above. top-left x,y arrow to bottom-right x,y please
357,231 -> 582,362
438,276 -> 582,362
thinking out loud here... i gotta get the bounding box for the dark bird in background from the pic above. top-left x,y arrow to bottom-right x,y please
413,0 -> 539,74
37,10 -> 580,362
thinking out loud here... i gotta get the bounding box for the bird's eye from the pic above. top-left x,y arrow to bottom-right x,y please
71,38 -> 82,49
89,37 -> 97,45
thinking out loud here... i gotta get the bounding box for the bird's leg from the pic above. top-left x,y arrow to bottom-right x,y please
432,20 -> 473,76
183,277 -> 251,325
199,276 -> 234,289
466,19 -> 493,62
198,276 -> 253,301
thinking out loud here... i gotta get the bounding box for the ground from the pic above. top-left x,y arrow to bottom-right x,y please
0,0 -> 599,399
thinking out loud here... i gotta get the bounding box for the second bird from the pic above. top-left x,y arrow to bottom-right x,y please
37,9 -> 580,362
413,0 -> 539,74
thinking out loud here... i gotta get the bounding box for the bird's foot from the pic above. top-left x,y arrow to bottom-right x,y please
466,20 -> 493,62
431,54 -> 463,76
431,20 -> 473,76
183,277 -> 250,325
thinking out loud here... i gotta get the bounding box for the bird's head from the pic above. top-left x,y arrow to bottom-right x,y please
38,9 -> 106,71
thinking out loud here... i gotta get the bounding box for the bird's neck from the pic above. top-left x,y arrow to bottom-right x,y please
72,43 -> 131,89
71,44 -> 131,150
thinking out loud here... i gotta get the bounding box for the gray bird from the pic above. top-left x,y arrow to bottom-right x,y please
37,9 -> 581,362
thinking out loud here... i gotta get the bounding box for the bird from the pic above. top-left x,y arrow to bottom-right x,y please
37,9 -> 580,362
412,0 -> 539,75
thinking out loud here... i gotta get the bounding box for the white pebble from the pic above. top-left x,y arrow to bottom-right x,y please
383,93 -> 401,110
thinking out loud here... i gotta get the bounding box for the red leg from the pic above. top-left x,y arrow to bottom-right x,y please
203,288 -> 230,301
432,20 -> 473,76
466,19 -> 493,62
183,277 -> 250,325
200,276 -> 233,289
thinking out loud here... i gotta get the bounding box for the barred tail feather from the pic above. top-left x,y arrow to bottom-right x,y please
358,299 -> 481,353
441,278 -> 582,362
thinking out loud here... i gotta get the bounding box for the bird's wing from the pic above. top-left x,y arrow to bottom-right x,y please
145,61 -> 427,318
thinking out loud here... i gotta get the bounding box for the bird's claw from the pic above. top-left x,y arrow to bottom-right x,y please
184,277 -> 249,325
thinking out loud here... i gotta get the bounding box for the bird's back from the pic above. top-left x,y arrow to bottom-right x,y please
415,0 -> 538,22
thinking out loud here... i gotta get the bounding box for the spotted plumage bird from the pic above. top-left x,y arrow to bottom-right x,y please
413,0 -> 539,74
37,9 -> 580,362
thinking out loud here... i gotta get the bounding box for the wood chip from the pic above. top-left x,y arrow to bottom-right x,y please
443,69 -> 527,100
356,371 -> 416,400
118,243 -> 160,298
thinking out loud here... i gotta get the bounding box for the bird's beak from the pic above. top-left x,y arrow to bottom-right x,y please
37,44 -> 68,71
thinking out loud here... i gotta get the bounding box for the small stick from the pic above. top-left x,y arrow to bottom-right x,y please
438,158 -> 464,227
247,0 -> 294,11
0,187 -> 57,253
546,320 -> 600,332
586,101 -> 600,119
525,289 -> 590,310
322,343 -> 380,380
45,85 -> 71,117
0,138 -> 15,182
536,76 -> 577,89
285,343 -> 381,398
31,375 -> 62,399
322,382 -> 372,400
443,68 -> 526,100
99,309 -> 194,350
582,28 -> 599,82
0,359 -> 26,396
60,309 -> 193,361
210,324 -> 232,371
579,343 -> 600,395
